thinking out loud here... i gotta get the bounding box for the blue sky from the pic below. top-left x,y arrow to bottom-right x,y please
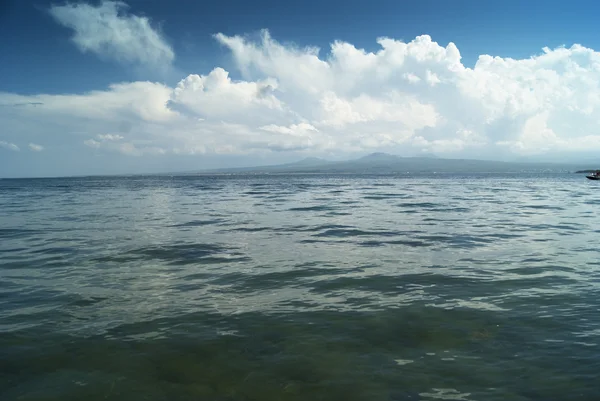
2,0 -> 600,177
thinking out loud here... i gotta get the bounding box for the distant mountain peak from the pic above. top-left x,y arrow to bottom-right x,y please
289,156 -> 330,166
415,152 -> 440,159
298,156 -> 326,162
359,152 -> 400,160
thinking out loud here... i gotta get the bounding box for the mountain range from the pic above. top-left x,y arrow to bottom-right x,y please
184,152 -> 593,175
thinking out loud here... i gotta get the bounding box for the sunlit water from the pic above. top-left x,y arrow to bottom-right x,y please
1,173 -> 599,400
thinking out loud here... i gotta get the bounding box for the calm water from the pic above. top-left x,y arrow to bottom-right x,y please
1,173 -> 599,400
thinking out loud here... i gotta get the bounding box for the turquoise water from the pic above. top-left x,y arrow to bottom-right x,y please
1,173 -> 599,400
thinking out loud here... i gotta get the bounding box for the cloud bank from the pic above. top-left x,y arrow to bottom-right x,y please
5,9 -> 600,165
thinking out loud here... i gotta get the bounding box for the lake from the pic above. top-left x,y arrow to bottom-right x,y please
1,173 -> 598,400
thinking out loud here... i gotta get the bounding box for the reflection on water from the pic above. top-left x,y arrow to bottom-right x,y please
1,173 -> 599,400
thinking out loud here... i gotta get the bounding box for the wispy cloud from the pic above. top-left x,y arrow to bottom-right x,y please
0,141 -> 20,152
0,102 -> 43,108
97,134 -> 124,141
9,102 -> 43,107
28,143 -> 44,152
48,1 -> 174,72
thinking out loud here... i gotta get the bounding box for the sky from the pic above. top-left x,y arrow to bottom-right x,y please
2,0 -> 600,177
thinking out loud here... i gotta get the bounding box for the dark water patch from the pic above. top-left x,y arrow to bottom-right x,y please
309,273 -> 503,297
505,265 -> 573,276
232,226 -> 273,232
416,234 -> 493,248
31,247 -> 77,256
397,201 -> 440,209
176,255 -> 252,265
291,183 -> 317,191
93,243 -> 249,265
429,207 -> 471,213
481,199 -> 505,204
0,247 -> 28,253
0,205 -> 45,213
272,225 -> 309,233
307,182 -> 346,188
177,202 -> 203,206
298,239 -> 351,245
244,190 -> 271,195
563,244 -> 598,254
343,296 -> 377,307
376,271 -> 576,296
266,193 -> 294,199
190,185 -> 223,191
1,255 -> 69,269
488,275 -> 580,291
214,267 -> 352,291
314,228 -> 403,238
523,205 -> 565,211
217,219 -> 255,227
180,272 -> 213,281
261,224 -> 311,233
170,219 -> 224,227
486,232 -> 526,240
521,257 -> 550,263
549,223 -> 586,230
297,224 -> 353,232
174,282 -> 209,293
0,184 -> 31,191
288,205 -> 336,212
2,308 -> 526,401
457,257 -> 505,264
55,215 -> 82,222
279,299 -> 322,310
530,223 -> 586,233
324,211 -> 352,216
310,275 -> 417,294
225,225 -> 325,233
359,239 -> 430,248
0,228 -> 42,240
363,193 -> 412,200
69,296 -> 108,308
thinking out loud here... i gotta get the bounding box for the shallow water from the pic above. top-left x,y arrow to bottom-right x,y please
1,173 -> 599,400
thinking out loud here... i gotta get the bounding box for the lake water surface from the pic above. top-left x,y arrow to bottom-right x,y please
1,173 -> 599,400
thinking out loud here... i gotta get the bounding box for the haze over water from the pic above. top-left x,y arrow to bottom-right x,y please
1,173 -> 599,400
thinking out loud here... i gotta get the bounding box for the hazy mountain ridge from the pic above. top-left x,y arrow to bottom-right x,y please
190,153 -> 592,175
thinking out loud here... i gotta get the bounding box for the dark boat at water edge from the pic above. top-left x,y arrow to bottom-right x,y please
586,170 -> 600,180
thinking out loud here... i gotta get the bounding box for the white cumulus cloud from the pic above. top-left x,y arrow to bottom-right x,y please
49,0 -> 174,71
4,29 -> 600,165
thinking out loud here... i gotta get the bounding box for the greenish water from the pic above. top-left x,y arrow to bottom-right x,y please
1,173 -> 598,400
